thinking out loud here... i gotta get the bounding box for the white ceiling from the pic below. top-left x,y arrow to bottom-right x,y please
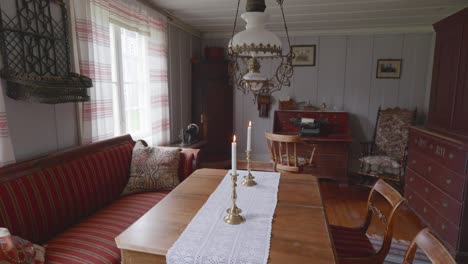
150,0 -> 468,37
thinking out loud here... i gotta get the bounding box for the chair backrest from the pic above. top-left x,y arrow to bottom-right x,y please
403,228 -> 456,264
373,107 -> 416,162
363,179 -> 405,259
265,132 -> 315,172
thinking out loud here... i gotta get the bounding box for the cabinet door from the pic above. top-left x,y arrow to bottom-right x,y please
205,77 -> 232,157
428,24 -> 463,130
452,25 -> 468,137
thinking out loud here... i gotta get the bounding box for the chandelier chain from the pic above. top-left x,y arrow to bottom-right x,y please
230,0 -> 241,55
277,0 -> 291,50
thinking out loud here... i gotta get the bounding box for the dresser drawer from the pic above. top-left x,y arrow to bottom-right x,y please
409,129 -> 467,175
406,168 -> 463,227
407,150 -> 466,202
406,187 -> 459,249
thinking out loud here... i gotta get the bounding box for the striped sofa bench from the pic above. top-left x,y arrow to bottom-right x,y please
0,135 -> 199,264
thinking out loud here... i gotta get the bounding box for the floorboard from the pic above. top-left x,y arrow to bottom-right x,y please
320,181 -> 424,242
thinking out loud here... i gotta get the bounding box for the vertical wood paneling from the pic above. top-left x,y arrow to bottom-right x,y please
54,103 -> 78,149
168,25 -> 181,141
5,98 -> 59,160
317,36 -> 347,110
399,33 -> 432,121
343,35 -> 374,157
179,30 -> 192,132
168,25 -> 202,142
368,34 -> 404,136
292,36 -> 319,105
203,32 -> 433,161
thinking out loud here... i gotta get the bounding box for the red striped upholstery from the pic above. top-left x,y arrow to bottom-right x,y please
330,225 -> 376,257
45,192 -> 168,264
0,142 -> 134,244
179,151 -> 193,182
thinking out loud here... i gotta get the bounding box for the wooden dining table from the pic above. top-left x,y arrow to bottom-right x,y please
115,168 -> 337,263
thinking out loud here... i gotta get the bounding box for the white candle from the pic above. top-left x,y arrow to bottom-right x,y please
247,121 -> 252,151
232,135 -> 237,175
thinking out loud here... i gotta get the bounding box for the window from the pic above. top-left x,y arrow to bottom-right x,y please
110,23 -> 152,144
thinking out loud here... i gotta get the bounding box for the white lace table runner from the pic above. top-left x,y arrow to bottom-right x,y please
166,170 -> 281,264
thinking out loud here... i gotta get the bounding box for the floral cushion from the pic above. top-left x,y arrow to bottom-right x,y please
359,155 -> 401,169
0,229 -> 45,264
374,108 -> 414,161
121,142 -> 181,196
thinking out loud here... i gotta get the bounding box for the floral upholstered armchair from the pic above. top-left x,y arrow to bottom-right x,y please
358,107 -> 416,188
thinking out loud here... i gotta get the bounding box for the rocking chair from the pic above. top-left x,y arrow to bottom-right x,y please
357,107 -> 416,190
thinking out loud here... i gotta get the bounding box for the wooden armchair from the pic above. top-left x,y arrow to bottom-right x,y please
403,228 -> 456,264
329,179 -> 405,264
358,107 -> 416,188
265,132 -> 316,173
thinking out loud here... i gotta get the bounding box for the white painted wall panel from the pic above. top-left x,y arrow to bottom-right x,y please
291,36 -> 319,105
317,36 -> 347,110
168,24 -> 202,142
343,35 -> 374,158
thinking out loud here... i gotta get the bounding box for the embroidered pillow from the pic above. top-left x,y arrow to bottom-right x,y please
121,142 -> 181,196
0,228 -> 45,264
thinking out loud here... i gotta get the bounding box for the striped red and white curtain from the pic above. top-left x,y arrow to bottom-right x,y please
0,81 -> 15,167
71,0 -> 170,145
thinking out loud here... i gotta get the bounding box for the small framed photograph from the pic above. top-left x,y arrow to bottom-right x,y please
291,45 -> 316,66
376,59 -> 402,79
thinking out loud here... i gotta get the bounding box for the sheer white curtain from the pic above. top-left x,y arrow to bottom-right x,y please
0,81 -> 15,167
71,0 -> 170,145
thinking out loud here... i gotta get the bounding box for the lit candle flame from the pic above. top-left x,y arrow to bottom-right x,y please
249,121 -> 252,127
233,135 -> 236,143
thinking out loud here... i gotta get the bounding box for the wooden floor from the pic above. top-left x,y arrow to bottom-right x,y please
320,181 -> 425,242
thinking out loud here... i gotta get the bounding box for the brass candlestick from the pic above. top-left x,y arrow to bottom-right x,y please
242,150 -> 257,186
224,173 -> 245,225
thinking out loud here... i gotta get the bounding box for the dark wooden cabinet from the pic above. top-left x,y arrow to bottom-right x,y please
406,128 -> 468,263
405,8 -> 468,263
428,8 -> 468,140
192,61 -> 233,162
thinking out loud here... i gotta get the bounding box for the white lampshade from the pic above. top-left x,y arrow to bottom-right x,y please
244,71 -> 267,81
230,12 -> 282,58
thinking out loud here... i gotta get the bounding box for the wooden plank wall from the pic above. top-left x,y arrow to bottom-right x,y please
168,24 -> 202,142
202,33 -> 434,162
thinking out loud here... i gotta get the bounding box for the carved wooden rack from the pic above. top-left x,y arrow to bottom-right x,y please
0,0 -> 92,104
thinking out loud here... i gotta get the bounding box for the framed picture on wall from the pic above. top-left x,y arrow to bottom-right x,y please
291,45 -> 316,66
376,59 -> 402,79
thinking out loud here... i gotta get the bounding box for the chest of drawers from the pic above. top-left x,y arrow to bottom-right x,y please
405,127 -> 468,263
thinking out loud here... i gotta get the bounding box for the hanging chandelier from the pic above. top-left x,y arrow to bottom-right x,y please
228,0 -> 294,100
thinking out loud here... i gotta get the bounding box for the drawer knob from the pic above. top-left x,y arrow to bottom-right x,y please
423,207 -> 427,213
425,187 -> 429,193
427,166 -> 432,172
409,195 -> 413,200
412,160 -> 416,164
443,202 -> 448,208
449,153 -> 454,159
446,179 -> 452,185
409,177 -> 414,182
441,224 -> 446,230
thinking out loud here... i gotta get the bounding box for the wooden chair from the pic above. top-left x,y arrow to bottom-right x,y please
357,107 -> 416,189
265,132 -> 316,173
403,228 -> 456,264
329,179 -> 405,264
